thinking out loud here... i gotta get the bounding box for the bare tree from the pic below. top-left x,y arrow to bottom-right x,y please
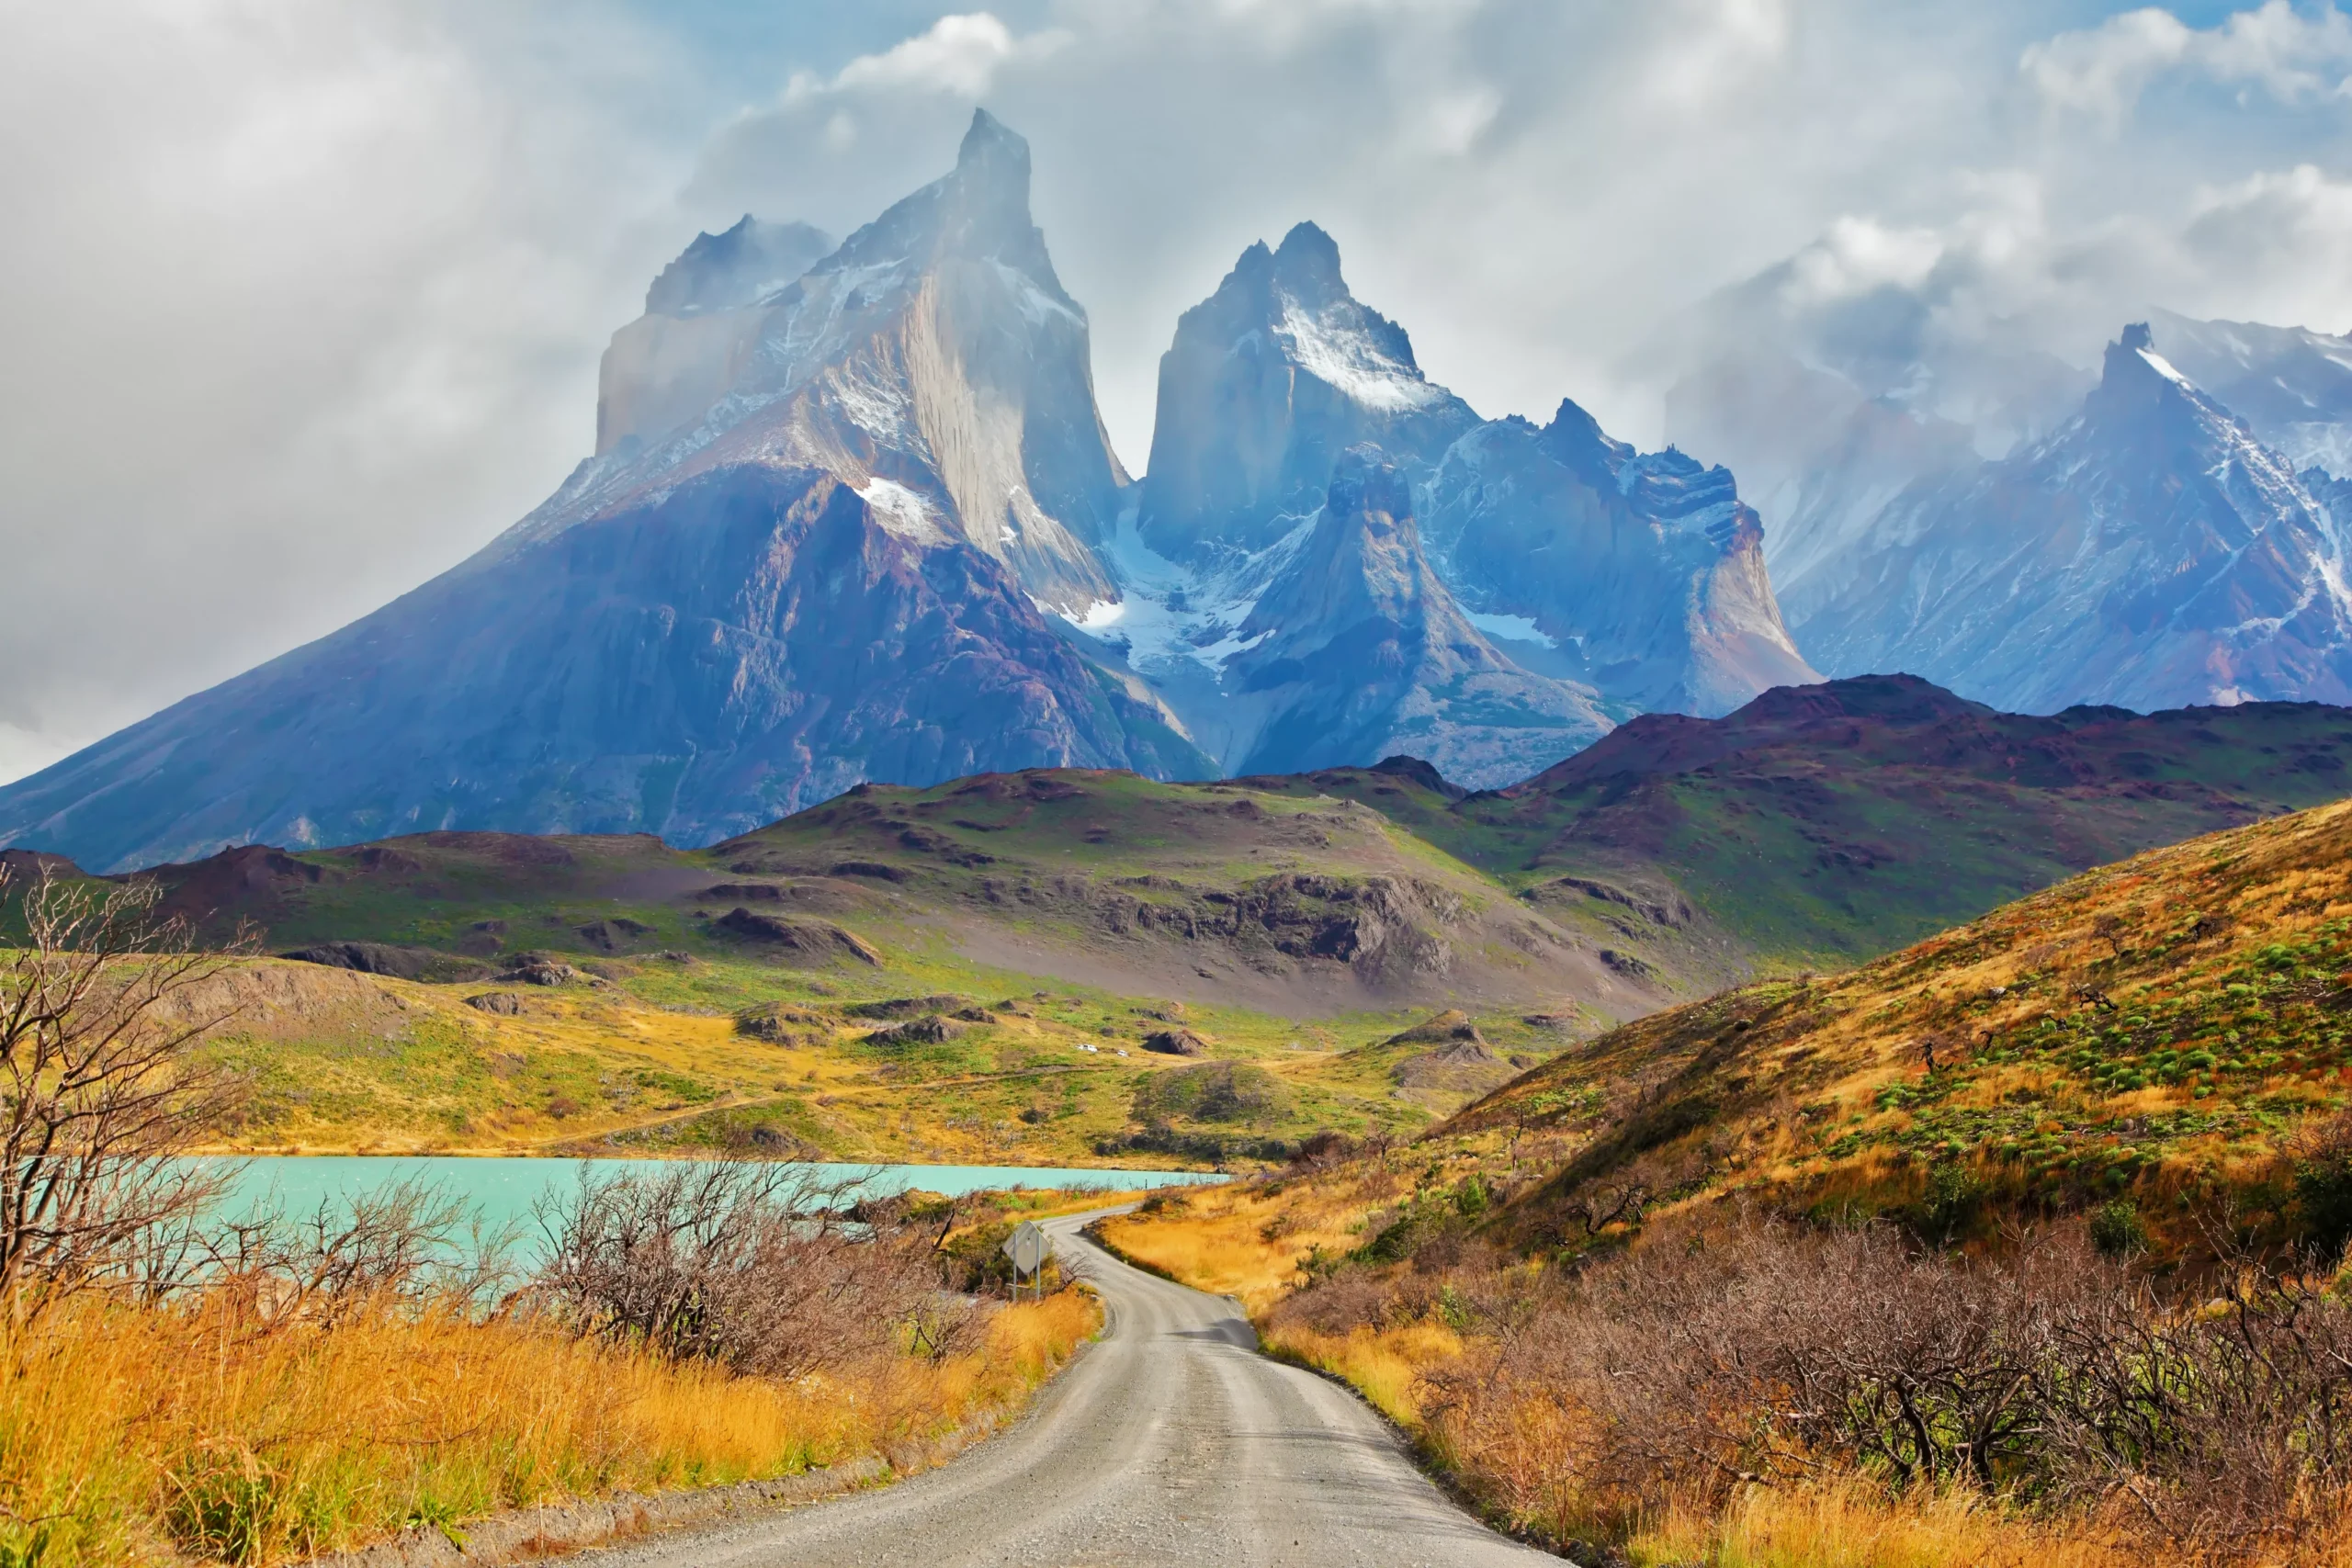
0,869 -> 252,1310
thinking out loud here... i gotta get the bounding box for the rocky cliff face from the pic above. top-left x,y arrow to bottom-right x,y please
596,216 -> 833,457
1792,324 -> 2352,713
1216,446 -> 1611,785
0,114 -> 1208,872
1419,400 -> 1816,716
1114,225 -> 1814,722
551,109 -> 1125,611
1136,223 -> 1479,563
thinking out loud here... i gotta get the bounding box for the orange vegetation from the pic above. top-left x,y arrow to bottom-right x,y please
0,1287 -> 1097,1567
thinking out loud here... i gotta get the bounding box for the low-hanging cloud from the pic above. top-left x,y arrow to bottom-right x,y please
6,0 -> 2352,783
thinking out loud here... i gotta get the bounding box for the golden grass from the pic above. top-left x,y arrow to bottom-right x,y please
1095,1178 -> 1387,1312
1259,1320 -> 1461,1426
0,1289 -> 1097,1567
1631,1479 -> 2139,1568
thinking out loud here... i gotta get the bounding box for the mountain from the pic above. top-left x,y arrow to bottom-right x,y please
2147,307 -> 2352,478
1419,399 -> 1817,715
34,766 -> 1651,1023
1212,446 -> 1611,784
1083,224 -> 1815,751
1236,672 -> 2352,975
596,216 -> 834,455
0,112 -> 1209,874
1656,255 -> 2094,619
50,673 -> 2352,1026
1136,222 -> 1479,563
1784,324 -> 2352,714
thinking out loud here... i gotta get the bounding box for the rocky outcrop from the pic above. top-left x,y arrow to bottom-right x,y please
279,942 -> 494,984
1384,1008 -> 1487,1046
1142,1028 -> 1209,1056
1218,446 -> 1612,785
863,1014 -> 967,1047
1419,399 -> 1818,716
1791,324 -> 2352,713
712,905 -> 882,964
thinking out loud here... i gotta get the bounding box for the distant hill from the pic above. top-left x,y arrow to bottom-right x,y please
1238,674 -> 2352,976
18,674 -> 2352,1007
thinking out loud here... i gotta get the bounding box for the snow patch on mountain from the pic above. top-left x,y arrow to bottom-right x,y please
855,479 -> 948,544
1068,507 -> 1313,676
1464,610 -> 1556,649
1276,302 -> 1448,413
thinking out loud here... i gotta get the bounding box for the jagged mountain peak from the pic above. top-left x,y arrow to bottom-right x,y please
1789,321 -> 2352,714
1213,443 -> 1611,785
2089,320 -> 2224,425
956,107 -> 1028,186
1536,395 -> 1635,491
570,111 -> 1125,609
1138,224 -> 1476,559
644,216 -> 833,318
808,107 -> 1068,304
1270,220 -> 1347,304
1419,400 -> 1816,717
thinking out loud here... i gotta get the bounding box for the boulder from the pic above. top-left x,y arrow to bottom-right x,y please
864,1015 -> 968,1047
1384,1008 -> 1487,1047
1143,1028 -> 1210,1057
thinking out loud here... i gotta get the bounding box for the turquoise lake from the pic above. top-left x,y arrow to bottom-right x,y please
215,1156 -> 1223,1244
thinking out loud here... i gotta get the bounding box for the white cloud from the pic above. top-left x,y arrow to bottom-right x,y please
0,0 -> 700,781
2181,164 -> 2352,328
2024,1 -> 2352,130
1782,217 -> 1949,306
7,1 -> 2352,782
805,12 -> 1069,100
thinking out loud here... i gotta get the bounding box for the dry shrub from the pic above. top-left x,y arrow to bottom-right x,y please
1421,1215 -> 2352,1559
534,1164 -> 980,1376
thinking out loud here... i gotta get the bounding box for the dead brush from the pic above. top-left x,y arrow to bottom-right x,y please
532,1162 -> 982,1378
1412,1212 -> 2352,1560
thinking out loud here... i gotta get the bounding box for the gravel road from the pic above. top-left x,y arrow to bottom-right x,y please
581,1207 -> 1554,1567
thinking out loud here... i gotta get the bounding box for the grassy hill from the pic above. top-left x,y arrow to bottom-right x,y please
1100,795 -> 2352,1562
1244,676 -> 2352,976
7,774 -> 1617,1163
1111,788 -> 2352,1282
12,676 -> 2352,1168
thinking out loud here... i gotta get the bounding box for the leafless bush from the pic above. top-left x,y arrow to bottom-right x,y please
0,869 -> 254,1311
1421,1213 -> 2352,1555
124,1177 -> 520,1325
533,1163 -> 980,1377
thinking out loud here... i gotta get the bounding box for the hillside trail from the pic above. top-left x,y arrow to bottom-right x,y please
580,1207 -> 1550,1567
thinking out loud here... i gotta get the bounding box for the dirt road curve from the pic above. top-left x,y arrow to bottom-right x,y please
581,1207 -> 1552,1568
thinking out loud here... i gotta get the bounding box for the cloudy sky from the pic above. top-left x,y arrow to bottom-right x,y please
4,0 -> 2351,782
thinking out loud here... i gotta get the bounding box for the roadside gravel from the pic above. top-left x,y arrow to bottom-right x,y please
580,1207 -> 1553,1567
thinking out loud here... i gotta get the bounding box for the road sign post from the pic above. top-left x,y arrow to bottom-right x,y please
1001,1220 -> 1049,1301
